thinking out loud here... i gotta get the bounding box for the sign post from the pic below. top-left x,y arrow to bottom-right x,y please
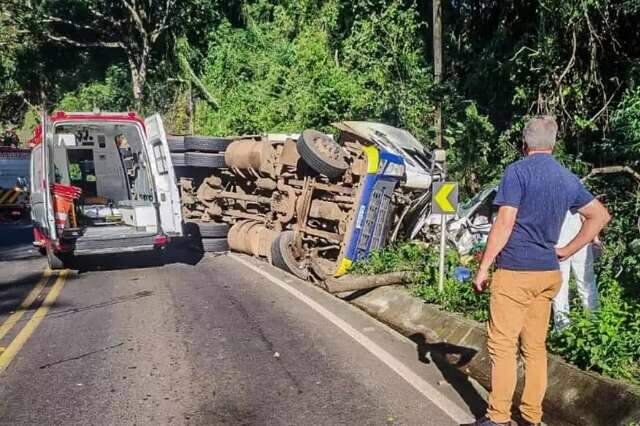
432,182 -> 458,293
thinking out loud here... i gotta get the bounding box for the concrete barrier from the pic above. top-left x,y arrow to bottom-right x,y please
345,283 -> 640,426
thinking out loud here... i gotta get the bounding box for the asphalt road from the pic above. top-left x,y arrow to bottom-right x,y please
0,247 -> 485,426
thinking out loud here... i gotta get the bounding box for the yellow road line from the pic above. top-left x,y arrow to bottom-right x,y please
0,270 -> 51,341
0,270 -> 68,374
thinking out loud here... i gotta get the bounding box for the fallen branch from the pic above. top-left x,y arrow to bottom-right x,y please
324,271 -> 412,293
582,166 -> 640,184
177,49 -> 219,108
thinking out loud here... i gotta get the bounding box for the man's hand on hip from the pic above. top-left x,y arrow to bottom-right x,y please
555,246 -> 572,262
559,199 -> 611,260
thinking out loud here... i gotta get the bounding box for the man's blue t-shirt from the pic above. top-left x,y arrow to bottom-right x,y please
493,153 -> 594,271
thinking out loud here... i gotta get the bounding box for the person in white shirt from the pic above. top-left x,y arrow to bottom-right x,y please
553,211 -> 601,330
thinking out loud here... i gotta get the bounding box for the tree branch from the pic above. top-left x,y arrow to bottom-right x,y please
556,28 -> 577,89
87,4 -> 121,28
582,166 -> 640,184
41,16 -> 96,32
150,0 -> 176,43
44,32 -> 123,49
122,0 -> 148,37
177,49 -> 219,108
588,81 -> 622,124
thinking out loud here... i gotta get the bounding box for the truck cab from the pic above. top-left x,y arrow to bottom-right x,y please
30,111 -> 182,269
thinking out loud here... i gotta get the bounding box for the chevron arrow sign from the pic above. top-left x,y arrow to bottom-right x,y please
432,182 -> 458,215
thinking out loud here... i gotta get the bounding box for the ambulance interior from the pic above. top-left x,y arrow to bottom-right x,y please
52,122 -> 159,240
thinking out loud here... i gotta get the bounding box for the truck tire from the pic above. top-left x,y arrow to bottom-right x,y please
167,136 -> 185,152
184,136 -> 232,152
297,129 -> 348,179
185,152 -> 226,168
190,222 -> 230,238
171,153 -> 187,167
271,231 -> 309,280
46,247 -> 66,270
202,238 -> 229,253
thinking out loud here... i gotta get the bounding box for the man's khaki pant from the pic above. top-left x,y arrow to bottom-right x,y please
487,269 -> 562,424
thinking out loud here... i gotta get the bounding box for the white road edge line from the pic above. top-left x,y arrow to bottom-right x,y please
230,254 -> 474,424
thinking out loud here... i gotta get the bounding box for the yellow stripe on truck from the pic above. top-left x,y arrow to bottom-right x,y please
0,190 -> 15,205
362,145 -> 380,174
7,190 -> 21,205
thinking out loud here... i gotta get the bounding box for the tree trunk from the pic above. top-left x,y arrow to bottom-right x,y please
127,58 -> 142,107
127,56 -> 147,111
127,41 -> 151,112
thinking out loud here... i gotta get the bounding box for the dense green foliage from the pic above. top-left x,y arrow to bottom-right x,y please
193,0 -> 435,138
2,0 -> 639,383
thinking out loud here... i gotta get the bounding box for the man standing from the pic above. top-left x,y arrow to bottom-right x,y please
469,116 -> 610,426
553,211 -> 600,330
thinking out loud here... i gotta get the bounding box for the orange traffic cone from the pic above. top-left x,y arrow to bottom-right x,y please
51,184 -> 82,234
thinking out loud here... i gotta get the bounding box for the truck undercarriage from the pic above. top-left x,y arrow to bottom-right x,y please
179,122 -> 448,280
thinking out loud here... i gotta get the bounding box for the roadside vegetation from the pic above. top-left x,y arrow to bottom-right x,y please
1,0 -> 639,384
352,238 -> 640,385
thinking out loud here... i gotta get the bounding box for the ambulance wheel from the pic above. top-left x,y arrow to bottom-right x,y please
271,231 -> 309,280
46,247 -> 67,270
297,129 -> 348,179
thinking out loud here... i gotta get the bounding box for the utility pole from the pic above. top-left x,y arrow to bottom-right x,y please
433,0 -> 446,292
433,0 -> 443,148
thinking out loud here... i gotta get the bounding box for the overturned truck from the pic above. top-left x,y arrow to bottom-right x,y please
179,122 -> 447,280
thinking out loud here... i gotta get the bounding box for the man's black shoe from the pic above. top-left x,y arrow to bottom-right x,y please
518,420 -> 540,426
461,417 -> 511,426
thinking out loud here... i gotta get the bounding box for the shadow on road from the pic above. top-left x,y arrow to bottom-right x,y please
69,243 -> 205,273
0,271 -> 45,316
409,333 -> 488,420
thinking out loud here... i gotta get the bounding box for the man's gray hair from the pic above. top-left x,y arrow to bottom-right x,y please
523,116 -> 558,150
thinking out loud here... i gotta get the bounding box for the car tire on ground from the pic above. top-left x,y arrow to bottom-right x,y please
184,136 -> 232,152
201,238 -> 229,253
297,129 -> 348,179
167,136 -> 185,152
190,222 -> 230,238
271,231 -> 309,280
171,153 -> 187,167
185,152 -> 226,168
